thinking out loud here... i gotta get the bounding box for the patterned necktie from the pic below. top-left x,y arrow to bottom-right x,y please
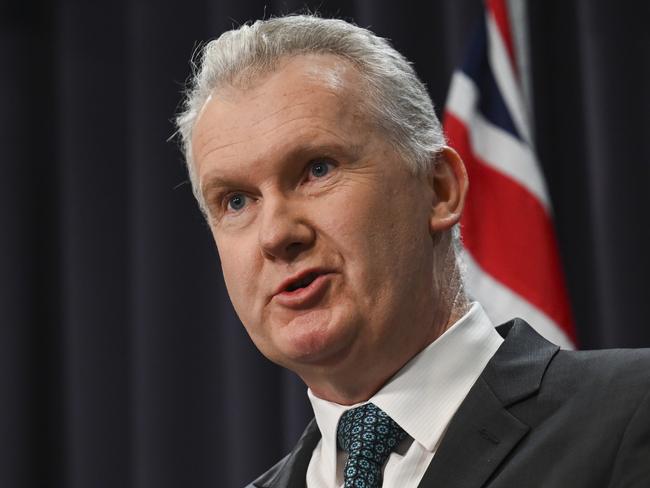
336,402 -> 407,488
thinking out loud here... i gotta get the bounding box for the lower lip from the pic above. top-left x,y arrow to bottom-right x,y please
274,273 -> 333,309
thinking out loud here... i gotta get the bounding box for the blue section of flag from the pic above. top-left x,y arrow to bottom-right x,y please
460,18 -> 520,141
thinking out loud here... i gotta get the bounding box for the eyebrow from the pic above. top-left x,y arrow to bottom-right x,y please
199,140 -> 365,197
200,175 -> 239,202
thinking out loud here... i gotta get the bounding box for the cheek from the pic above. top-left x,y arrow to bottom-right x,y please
346,188 -> 431,290
315,190 -> 376,259
322,190 -> 400,287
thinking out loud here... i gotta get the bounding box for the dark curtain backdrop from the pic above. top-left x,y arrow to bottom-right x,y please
2,0 -> 649,486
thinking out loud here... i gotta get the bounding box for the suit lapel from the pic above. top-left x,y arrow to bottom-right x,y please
418,319 -> 559,488
417,377 -> 529,487
253,419 -> 321,488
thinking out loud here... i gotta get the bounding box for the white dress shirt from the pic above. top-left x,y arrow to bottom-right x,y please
305,302 -> 504,488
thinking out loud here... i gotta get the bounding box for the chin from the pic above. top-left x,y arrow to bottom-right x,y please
271,309 -> 359,368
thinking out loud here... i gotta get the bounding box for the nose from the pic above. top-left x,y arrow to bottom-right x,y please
258,193 -> 315,261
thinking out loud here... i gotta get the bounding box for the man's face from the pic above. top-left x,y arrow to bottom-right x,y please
192,55 -> 442,394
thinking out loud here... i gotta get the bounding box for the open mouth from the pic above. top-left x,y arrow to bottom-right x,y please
284,272 -> 320,292
273,269 -> 333,308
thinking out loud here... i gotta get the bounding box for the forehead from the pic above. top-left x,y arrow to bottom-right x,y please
191,54 -> 373,177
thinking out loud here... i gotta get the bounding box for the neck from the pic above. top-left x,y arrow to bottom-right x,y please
307,289 -> 470,405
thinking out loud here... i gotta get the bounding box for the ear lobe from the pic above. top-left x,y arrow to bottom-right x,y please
429,146 -> 468,234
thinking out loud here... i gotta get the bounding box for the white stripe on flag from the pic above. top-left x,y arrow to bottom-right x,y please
446,71 -> 551,210
462,249 -> 574,349
485,11 -> 533,146
445,71 -> 479,124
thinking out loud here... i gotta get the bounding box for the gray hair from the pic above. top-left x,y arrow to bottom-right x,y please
176,14 -> 446,203
175,14 -> 463,276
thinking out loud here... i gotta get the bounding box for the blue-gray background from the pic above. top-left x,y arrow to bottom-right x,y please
2,0 -> 649,486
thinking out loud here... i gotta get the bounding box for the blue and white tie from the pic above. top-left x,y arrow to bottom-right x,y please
337,402 -> 407,488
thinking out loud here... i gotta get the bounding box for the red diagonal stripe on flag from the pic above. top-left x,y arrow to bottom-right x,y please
446,113 -> 576,342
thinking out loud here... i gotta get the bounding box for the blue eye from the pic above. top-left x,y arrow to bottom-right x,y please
309,160 -> 333,178
227,193 -> 247,211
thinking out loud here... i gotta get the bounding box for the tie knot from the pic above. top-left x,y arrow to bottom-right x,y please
337,403 -> 407,468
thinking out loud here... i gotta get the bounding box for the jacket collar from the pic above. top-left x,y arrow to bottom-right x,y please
254,318 -> 559,488
416,318 -> 559,487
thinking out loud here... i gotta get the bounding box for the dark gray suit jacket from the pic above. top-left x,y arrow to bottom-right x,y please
247,319 -> 650,487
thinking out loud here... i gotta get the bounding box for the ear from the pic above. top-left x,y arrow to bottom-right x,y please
428,146 -> 468,234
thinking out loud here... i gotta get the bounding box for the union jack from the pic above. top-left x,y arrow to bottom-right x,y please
444,0 -> 576,348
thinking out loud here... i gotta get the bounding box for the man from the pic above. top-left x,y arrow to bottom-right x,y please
176,15 -> 650,488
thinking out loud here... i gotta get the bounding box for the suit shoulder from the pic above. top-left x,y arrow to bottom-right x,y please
546,346 -> 650,400
553,346 -> 650,377
504,344 -> 650,452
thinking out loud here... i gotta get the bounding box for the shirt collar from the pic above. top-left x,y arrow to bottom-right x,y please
308,302 -> 504,464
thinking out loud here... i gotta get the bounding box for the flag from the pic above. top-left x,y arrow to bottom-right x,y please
443,0 -> 576,348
